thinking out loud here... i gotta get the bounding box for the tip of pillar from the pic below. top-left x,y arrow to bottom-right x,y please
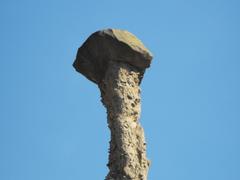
73,29 -> 153,84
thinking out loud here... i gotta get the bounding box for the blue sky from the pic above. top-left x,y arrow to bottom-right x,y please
0,0 -> 239,179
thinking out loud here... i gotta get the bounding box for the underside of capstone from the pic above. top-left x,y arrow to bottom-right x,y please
73,29 -> 153,84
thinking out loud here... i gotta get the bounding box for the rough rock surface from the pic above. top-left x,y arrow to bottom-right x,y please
73,29 -> 153,180
99,61 -> 150,180
73,29 -> 153,84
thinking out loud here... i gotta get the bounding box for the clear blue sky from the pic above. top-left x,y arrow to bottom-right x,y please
0,0 -> 239,179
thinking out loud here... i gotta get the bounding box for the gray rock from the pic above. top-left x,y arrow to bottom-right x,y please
73,29 -> 153,84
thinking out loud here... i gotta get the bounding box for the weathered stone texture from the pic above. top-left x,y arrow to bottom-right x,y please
73,29 -> 153,180
99,61 -> 150,180
73,29 -> 152,84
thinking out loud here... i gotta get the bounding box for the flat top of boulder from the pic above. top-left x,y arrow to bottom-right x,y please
73,29 -> 153,84
106,29 -> 152,57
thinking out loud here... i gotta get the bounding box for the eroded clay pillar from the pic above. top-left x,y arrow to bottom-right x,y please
73,29 -> 153,180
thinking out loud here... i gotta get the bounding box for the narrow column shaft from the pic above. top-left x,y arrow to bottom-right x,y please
99,61 -> 150,180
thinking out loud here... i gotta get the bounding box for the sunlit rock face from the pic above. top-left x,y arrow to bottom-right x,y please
73,29 -> 153,180
73,29 -> 153,84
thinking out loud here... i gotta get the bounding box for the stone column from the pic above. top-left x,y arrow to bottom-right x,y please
73,29 -> 153,180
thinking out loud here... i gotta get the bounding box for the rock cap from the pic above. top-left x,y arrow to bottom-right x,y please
73,29 -> 153,84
